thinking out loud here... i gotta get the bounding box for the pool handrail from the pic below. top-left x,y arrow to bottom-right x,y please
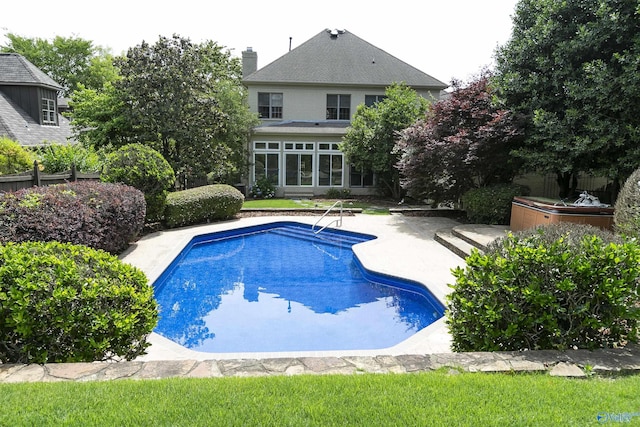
312,200 -> 343,234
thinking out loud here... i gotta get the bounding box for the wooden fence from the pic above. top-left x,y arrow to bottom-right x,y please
0,161 -> 100,193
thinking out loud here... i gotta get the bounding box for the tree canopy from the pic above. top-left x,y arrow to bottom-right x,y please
340,82 -> 430,199
72,34 -> 258,185
494,0 -> 640,198
395,74 -> 524,204
1,33 -> 118,97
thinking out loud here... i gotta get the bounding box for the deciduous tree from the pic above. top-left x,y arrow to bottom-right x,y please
340,83 -> 430,199
395,74 -> 524,204
1,33 -> 117,96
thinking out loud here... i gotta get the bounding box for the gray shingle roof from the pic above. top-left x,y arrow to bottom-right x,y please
244,29 -> 448,89
0,53 -> 63,90
0,91 -> 73,146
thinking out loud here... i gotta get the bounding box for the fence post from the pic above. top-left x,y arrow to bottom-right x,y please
33,160 -> 41,186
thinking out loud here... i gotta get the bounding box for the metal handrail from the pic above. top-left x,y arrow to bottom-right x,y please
312,200 -> 343,234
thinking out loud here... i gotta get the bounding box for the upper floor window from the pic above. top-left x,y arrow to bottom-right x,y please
258,93 -> 283,119
365,95 -> 387,107
326,94 -> 351,120
41,98 -> 56,125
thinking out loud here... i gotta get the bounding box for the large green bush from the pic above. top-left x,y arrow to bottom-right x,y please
32,142 -> 103,173
164,184 -> 244,228
102,143 -> 175,222
614,167 -> 640,239
0,137 -> 34,175
461,184 -> 529,224
447,223 -> 640,352
0,181 -> 145,254
0,241 -> 157,364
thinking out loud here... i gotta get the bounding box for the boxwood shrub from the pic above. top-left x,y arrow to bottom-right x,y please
446,223 -> 640,352
0,241 -> 158,364
164,184 -> 244,228
461,183 -> 529,225
102,143 -> 175,223
0,181 -> 145,254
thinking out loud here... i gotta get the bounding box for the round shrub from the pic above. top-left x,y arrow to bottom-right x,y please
461,183 -> 529,224
614,167 -> 640,239
446,223 -> 640,352
164,184 -> 244,228
0,136 -> 34,175
0,241 -> 158,364
0,181 -> 145,254
102,143 -> 175,222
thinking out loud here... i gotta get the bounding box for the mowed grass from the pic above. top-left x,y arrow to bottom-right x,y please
242,198 -> 390,214
1,371 -> 639,426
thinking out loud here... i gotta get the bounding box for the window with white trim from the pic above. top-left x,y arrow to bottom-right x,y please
365,94 -> 387,107
258,93 -> 283,119
41,97 -> 56,125
284,142 -> 314,186
326,94 -> 350,120
318,143 -> 343,186
253,141 -> 280,185
349,164 -> 375,187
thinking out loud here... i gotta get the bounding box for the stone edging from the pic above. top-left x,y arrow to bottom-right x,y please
1,345 -> 639,383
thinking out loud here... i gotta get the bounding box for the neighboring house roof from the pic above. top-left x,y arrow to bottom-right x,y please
0,91 -> 72,146
244,29 -> 448,89
0,53 -> 73,145
0,53 -> 63,90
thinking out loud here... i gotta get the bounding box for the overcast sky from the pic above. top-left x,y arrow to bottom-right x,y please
2,0 -> 519,86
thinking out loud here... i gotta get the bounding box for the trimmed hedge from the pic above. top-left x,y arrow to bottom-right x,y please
0,181 -> 145,254
102,143 -> 175,222
614,167 -> 640,239
0,241 -> 158,364
461,183 -> 529,225
164,184 -> 244,228
447,223 -> 640,352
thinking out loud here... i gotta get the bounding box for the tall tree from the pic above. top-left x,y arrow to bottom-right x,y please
340,82 -> 430,199
112,34 -> 258,184
494,0 -> 640,198
1,34 -> 117,96
395,74 -> 524,204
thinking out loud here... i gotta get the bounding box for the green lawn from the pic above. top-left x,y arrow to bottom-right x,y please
1,371 -> 639,426
242,198 -> 390,214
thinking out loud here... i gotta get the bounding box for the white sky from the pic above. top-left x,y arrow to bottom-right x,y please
2,0 -> 519,86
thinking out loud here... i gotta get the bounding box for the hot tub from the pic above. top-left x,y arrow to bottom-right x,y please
510,196 -> 614,231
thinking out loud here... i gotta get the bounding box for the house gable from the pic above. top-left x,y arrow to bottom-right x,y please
0,53 -> 72,146
244,29 -> 447,90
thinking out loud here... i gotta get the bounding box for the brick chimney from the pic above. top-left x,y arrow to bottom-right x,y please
242,47 -> 258,77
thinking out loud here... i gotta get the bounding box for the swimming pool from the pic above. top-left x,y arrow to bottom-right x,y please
152,221 -> 445,353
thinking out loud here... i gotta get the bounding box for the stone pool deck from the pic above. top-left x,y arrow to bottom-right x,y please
2,213 -> 639,383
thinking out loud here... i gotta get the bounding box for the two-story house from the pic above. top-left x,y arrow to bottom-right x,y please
242,29 -> 447,197
0,53 -> 73,146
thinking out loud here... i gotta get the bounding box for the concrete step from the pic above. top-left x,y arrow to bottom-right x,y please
435,224 -> 510,259
434,228 -> 479,259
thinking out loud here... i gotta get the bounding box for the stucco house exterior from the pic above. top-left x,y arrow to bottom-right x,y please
242,29 -> 447,197
0,53 -> 73,146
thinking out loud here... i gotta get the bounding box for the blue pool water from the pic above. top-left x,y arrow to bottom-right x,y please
153,222 -> 445,353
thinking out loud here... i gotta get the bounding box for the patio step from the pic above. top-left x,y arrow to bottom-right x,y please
435,224 -> 510,259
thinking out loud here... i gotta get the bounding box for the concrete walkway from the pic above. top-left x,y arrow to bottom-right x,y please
2,213 -> 639,383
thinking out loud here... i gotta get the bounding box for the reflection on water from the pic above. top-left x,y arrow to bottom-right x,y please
153,226 -> 443,352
